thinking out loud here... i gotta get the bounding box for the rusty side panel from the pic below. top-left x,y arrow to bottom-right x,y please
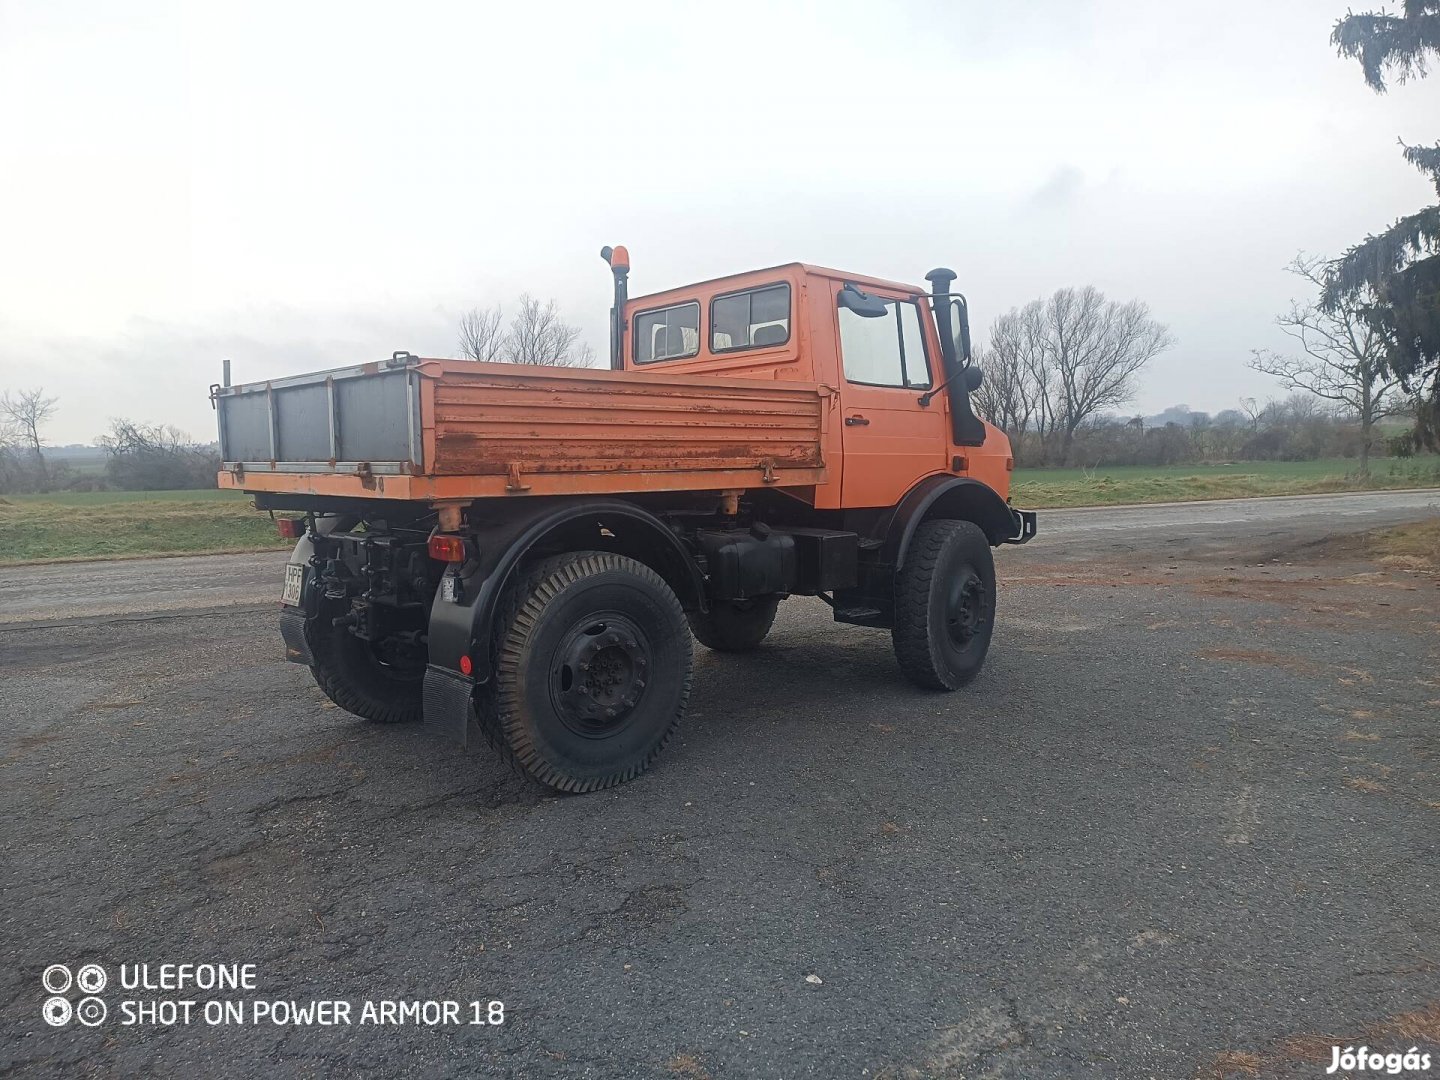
427,361 -> 826,477
222,358 -> 831,501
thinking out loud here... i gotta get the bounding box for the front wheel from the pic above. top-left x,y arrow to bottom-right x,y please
480,551 -> 694,793
891,519 -> 997,690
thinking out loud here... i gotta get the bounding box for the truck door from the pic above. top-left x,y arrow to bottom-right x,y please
836,295 -> 947,508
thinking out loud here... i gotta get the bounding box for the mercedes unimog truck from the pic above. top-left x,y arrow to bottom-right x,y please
213,248 -> 1036,792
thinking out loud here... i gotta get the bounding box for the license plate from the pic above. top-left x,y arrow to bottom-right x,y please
281,564 -> 306,606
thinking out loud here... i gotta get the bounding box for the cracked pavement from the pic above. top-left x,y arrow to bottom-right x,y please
2,490 -> 1439,1078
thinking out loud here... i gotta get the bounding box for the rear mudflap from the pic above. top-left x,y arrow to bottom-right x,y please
279,608 -> 314,666
423,664 -> 474,746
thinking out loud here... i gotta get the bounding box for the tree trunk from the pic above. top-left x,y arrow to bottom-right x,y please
1061,424 -> 1078,466
1358,378 -> 1373,481
26,426 -> 45,486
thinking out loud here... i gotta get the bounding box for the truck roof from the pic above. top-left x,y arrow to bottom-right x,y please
629,262 -> 924,307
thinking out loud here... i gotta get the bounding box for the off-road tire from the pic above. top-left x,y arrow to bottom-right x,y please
891,519 -> 997,691
687,596 -> 781,652
308,614 -> 426,723
479,551 -> 693,793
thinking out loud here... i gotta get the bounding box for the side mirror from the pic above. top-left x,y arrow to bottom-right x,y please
952,296 -> 973,364
838,283 -> 889,319
963,366 -> 983,392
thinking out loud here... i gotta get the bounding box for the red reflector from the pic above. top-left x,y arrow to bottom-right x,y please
277,518 -> 304,539
428,534 -> 466,562
458,655 -> 473,677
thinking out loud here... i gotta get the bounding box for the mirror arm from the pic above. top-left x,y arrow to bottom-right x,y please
917,363 -> 961,407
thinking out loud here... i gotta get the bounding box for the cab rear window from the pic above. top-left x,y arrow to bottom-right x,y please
634,302 -> 700,364
711,284 -> 790,353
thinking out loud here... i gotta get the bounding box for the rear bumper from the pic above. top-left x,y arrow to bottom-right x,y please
1003,508 -> 1037,545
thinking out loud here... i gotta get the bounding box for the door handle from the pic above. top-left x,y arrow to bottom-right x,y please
844,415 -> 870,426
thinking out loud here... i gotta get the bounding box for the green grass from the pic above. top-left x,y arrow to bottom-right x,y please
1012,456 -> 1440,509
1,455 -> 1438,565
0,489 -> 288,564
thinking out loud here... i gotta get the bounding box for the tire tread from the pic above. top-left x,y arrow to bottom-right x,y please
891,519 -> 994,691
480,551 -> 692,793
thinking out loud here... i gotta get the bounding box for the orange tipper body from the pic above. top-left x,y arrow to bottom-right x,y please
214,262 -> 1013,511
217,251 -> 1035,794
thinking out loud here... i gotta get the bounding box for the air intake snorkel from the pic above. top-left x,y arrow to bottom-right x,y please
924,267 -> 987,447
600,245 -> 631,370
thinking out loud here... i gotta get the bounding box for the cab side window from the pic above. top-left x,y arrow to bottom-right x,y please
634,302 -> 700,364
711,284 -> 791,352
838,299 -> 931,389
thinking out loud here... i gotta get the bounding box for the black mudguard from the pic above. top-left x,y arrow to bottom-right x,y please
421,498 -> 706,745
836,476 -> 1033,627
881,475 -> 1025,567
278,531 -> 325,666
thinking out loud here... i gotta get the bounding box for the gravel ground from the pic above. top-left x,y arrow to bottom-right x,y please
2,491 -> 1438,1079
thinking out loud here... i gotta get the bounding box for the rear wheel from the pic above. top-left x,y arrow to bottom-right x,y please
480,551 -> 693,793
687,596 -> 780,652
891,519 -> 996,690
308,613 -> 426,723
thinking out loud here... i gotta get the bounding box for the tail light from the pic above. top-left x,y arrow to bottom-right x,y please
429,534 -> 467,563
276,518 -> 305,539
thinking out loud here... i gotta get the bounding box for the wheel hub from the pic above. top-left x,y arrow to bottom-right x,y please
550,616 -> 651,737
945,569 -> 989,647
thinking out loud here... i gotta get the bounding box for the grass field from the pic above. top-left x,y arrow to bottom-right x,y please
1,456 -> 1437,564
1012,456 -> 1440,508
0,489 -> 289,564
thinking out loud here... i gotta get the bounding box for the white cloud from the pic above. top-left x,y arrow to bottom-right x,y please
1,0 -> 1436,441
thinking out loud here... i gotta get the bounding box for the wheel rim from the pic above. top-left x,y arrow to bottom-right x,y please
548,613 -> 651,738
944,566 -> 990,649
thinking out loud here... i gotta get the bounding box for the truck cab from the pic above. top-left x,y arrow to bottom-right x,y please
612,257 -> 1015,513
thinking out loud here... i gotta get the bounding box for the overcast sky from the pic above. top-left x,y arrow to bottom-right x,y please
2,0 -> 1436,444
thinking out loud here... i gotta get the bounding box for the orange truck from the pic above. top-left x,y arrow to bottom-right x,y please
214,248 -> 1036,791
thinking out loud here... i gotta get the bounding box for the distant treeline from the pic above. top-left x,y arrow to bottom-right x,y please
990,395 -> 1423,470
0,420 -> 220,494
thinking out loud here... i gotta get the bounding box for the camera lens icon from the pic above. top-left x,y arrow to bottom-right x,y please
43,996 -> 72,1027
76,997 -> 107,1027
76,965 -> 107,994
42,965 -> 72,994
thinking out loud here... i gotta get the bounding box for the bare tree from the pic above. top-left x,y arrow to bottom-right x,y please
457,294 -> 594,368
1045,287 -> 1173,463
457,305 -> 505,363
1238,396 -> 1263,433
98,418 -> 219,490
0,387 -> 58,481
506,294 -> 591,367
984,287 -> 1172,464
0,414 -> 24,492
973,340 -> 1042,464
1249,254 -> 1408,477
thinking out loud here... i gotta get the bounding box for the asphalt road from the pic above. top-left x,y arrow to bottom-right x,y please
3,490 -> 1438,1078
